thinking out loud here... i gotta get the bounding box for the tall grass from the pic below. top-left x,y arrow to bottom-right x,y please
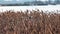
0,10 -> 60,34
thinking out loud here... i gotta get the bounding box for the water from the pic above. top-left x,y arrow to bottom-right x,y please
0,5 -> 60,13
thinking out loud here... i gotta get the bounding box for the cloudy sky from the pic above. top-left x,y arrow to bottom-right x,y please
0,0 -> 35,4
0,0 -> 55,4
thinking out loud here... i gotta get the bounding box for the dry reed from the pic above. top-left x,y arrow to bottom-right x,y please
0,10 -> 60,34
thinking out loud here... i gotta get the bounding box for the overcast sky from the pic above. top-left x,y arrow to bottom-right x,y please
0,0 -> 35,4
0,0 -> 55,4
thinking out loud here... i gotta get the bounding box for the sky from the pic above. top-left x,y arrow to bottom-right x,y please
0,0 -> 35,4
0,0 -> 55,4
37,0 -> 48,1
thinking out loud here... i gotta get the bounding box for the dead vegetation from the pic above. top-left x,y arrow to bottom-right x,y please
0,10 -> 60,34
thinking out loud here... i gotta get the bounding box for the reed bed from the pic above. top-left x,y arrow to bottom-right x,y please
0,10 -> 60,34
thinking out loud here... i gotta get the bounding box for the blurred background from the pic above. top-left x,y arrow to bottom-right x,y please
0,0 -> 60,6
